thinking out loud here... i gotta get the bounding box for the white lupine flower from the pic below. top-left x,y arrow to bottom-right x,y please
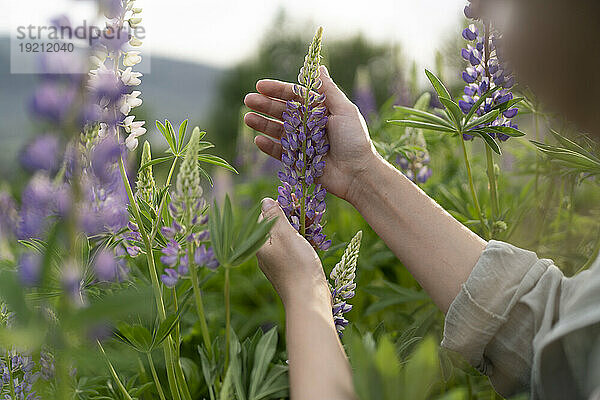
123,116 -> 146,150
123,51 -> 142,67
128,17 -> 142,27
121,67 -> 142,86
120,91 -> 143,115
120,91 -> 142,115
129,37 -> 142,47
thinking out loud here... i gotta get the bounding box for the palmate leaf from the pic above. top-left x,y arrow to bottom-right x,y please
485,125 -> 526,137
178,119 -> 188,153
198,154 -> 238,174
532,140 -> 600,174
549,129 -> 600,162
139,156 -> 174,172
209,197 -> 276,267
156,120 -> 176,153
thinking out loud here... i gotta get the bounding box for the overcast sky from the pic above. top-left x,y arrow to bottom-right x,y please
1,0 -> 467,69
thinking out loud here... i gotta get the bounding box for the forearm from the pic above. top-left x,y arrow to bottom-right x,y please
347,152 -> 487,313
284,284 -> 356,400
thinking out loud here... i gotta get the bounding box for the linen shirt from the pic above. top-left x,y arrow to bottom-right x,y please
442,240 -> 600,399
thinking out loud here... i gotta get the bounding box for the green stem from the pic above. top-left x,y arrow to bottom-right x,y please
460,137 -> 490,239
174,359 -> 193,400
299,86 -> 312,237
6,351 -> 16,399
117,155 -> 182,400
98,342 -> 134,400
188,243 -> 213,358
466,374 -> 473,400
172,288 -> 181,359
150,157 -> 179,242
147,353 -> 167,400
224,266 -> 231,372
485,146 -> 500,232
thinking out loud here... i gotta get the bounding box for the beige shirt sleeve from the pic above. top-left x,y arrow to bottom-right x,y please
442,240 -> 600,399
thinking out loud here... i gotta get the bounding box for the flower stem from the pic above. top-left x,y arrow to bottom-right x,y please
150,157 -> 179,242
147,353 -> 167,400
187,243 -> 213,358
224,266 -> 231,372
485,145 -> 500,232
6,351 -> 15,399
460,137 -> 490,239
117,154 -> 182,400
98,342 -> 134,400
299,87 -> 312,237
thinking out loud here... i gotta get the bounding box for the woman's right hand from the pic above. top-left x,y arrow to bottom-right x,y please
244,66 -> 378,203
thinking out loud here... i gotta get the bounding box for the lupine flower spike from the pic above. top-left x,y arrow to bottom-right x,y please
329,230 -> 362,337
459,22 -> 518,141
160,128 -> 218,287
277,27 -> 331,251
135,140 -> 156,204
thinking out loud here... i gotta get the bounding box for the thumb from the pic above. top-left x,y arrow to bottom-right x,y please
319,65 -> 353,114
260,198 -> 296,237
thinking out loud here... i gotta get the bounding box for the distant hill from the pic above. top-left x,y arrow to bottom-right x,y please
0,36 -> 223,173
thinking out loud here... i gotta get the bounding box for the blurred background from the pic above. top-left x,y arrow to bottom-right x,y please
0,0 -> 467,171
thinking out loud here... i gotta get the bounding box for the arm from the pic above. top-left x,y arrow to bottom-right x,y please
245,66 -> 486,313
257,198 -> 356,400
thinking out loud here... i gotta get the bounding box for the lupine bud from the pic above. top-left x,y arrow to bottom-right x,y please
277,27 -> 331,251
135,141 -> 156,203
329,231 -> 362,337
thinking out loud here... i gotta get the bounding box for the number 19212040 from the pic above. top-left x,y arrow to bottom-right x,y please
19,42 -> 75,53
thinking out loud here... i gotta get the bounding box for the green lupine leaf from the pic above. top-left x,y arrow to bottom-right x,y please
470,130 -> 502,155
229,217 -> 276,266
165,120 -> 178,151
139,156 -> 175,172
248,327 -> 278,400
549,130 -> 600,162
464,86 -> 501,124
178,119 -> 188,152
252,365 -> 289,400
388,120 -> 455,133
485,125 -> 526,137
392,106 -> 454,129
198,154 -> 239,174
463,109 -> 500,131
223,195 -> 234,261
156,120 -> 176,152
438,97 -> 463,129
424,69 -> 451,100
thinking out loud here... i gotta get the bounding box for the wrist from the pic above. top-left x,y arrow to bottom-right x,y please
346,148 -> 384,207
281,277 -> 331,312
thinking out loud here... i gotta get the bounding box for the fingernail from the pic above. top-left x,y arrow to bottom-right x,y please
261,198 -> 276,213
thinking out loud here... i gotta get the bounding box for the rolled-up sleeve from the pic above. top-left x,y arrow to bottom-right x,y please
441,240 -> 563,396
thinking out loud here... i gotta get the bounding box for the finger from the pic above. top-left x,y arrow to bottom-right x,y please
244,93 -> 287,120
260,198 -> 295,236
254,135 -> 283,160
318,65 -> 355,114
256,79 -> 302,102
244,112 -> 284,139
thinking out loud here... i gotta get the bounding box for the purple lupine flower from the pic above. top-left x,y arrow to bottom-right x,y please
30,81 -> 76,123
194,244 -> 219,271
19,134 -> 61,173
18,252 -> 42,286
160,268 -> 179,288
458,22 -> 518,142
39,349 -> 55,380
93,249 -> 119,281
0,351 -> 40,400
277,28 -> 331,251
18,174 -> 57,239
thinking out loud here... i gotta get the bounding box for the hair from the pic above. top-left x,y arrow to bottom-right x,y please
494,0 -> 600,135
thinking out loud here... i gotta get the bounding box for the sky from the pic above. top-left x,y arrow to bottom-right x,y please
1,0 -> 467,69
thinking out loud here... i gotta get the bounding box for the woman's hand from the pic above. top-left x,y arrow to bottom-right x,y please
256,197 -> 357,400
244,66 -> 377,202
256,197 -> 331,308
